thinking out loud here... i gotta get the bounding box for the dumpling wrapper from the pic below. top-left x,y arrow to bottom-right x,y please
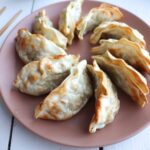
76,3 -> 123,40
35,60 -> 93,120
16,29 -> 66,64
88,61 -> 120,133
92,38 -> 150,74
14,55 -> 79,96
93,51 -> 149,107
33,10 -> 68,49
59,0 -> 84,45
33,10 -> 53,28
90,21 -> 146,48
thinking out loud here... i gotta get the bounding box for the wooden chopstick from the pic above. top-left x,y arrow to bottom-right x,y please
0,10 -> 22,36
0,7 -> 6,16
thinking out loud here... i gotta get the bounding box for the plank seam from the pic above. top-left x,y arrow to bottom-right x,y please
99,147 -> 103,150
7,0 -> 35,150
7,117 -> 14,150
31,0 -> 36,13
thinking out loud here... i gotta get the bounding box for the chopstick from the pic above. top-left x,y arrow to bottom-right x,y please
0,7 -> 6,16
0,10 -> 22,36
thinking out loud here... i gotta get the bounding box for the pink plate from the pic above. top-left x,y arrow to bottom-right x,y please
0,0 -> 150,148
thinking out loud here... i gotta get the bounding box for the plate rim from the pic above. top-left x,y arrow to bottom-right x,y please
0,0 -> 150,148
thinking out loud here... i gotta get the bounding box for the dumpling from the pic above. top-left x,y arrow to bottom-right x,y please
93,51 -> 149,107
76,3 -> 123,40
33,10 -> 53,29
59,0 -> 84,45
92,38 -> 150,74
14,55 -> 79,96
16,29 -> 66,64
35,60 -> 93,120
33,10 -> 68,49
87,61 -> 120,133
90,21 -> 146,48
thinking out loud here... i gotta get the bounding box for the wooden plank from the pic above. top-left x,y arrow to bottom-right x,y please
0,101 -> 12,150
12,120 -> 97,150
104,126 -> 150,150
0,0 -> 34,45
0,10 -> 22,36
33,0 -> 59,10
0,1 -> 33,149
98,0 -> 150,24
0,0 -> 33,149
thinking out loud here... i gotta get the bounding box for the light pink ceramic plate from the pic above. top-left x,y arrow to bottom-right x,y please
0,0 -> 150,148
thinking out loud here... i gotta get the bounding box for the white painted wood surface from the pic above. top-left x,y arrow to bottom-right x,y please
0,1 -> 34,150
0,0 -> 150,150
11,119 -> 97,150
0,0 -> 34,44
105,126 -> 150,150
0,101 -> 12,150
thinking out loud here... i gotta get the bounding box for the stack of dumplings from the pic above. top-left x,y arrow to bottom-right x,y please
14,0 -> 150,134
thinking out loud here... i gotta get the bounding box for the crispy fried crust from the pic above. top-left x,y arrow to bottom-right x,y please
76,3 -> 123,39
88,61 -> 120,133
35,60 -> 93,120
33,10 -> 68,49
16,29 -> 67,63
93,51 -> 149,107
59,0 -> 84,45
90,21 -> 146,49
14,55 -> 80,96
91,38 -> 150,74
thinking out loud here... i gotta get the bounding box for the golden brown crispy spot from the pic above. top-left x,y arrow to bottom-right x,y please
13,79 -> 17,86
36,34 -> 43,38
53,55 -> 65,60
95,99 -> 101,123
76,17 -> 83,26
31,44 -> 35,49
49,102 -> 62,119
130,85 -> 147,107
28,74 -> 38,83
19,38 -> 28,50
45,63 -> 52,70
38,102 -> 43,112
96,72 -> 108,96
41,114 -> 50,119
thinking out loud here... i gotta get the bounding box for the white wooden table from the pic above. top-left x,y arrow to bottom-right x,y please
0,0 -> 150,150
